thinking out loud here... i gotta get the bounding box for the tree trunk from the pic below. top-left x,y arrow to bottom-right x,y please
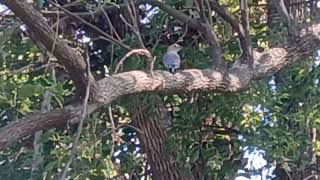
128,96 -> 193,180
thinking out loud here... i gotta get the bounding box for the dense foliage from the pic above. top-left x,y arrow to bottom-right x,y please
0,0 -> 319,179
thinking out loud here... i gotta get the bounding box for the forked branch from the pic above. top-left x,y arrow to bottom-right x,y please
272,0 -> 298,37
196,0 -> 223,67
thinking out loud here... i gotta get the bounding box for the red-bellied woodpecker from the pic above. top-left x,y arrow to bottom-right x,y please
162,44 -> 182,74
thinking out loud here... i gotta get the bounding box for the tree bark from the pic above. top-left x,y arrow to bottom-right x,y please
129,96 -> 192,180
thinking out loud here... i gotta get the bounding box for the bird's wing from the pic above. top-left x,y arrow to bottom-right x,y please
162,52 -> 181,69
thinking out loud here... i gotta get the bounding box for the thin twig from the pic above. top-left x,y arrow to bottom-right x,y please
304,175 -> 316,180
283,163 -> 293,180
100,7 -> 121,41
100,6 -> 118,69
208,0 -> 253,64
31,90 -> 51,179
127,0 -> 154,76
7,61 -> 58,76
174,25 -> 188,44
151,35 -> 161,53
118,2 -> 155,76
114,49 -> 152,74
310,127 -> 318,179
208,0 -> 246,38
119,14 -> 136,32
60,48 -> 91,180
45,0 -> 60,74
108,106 -> 116,157
196,0 -> 222,67
49,0 -> 132,51
120,0 -> 145,48
272,0 -> 298,37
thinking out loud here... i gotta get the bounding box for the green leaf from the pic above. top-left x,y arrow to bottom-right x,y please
18,84 -> 37,98
190,148 -> 199,164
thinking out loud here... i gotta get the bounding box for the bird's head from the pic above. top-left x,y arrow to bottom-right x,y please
167,44 -> 182,52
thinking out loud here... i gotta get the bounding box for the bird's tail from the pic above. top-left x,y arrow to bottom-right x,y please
169,68 -> 176,74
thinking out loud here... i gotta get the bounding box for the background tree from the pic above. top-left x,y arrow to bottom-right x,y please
0,0 -> 319,179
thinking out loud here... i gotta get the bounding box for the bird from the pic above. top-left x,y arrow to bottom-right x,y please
162,44 -> 182,74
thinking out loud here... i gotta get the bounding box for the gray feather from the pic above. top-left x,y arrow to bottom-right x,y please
162,52 -> 181,71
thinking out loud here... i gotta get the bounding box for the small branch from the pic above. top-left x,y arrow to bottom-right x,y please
208,0 -> 246,38
208,0 -> 253,65
7,61 -> 58,76
45,0 -> 144,18
100,123 -> 144,137
45,1 -> 60,74
115,49 -> 152,74
100,7 -> 121,41
49,0 -> 131,51
108,106 -> 116,157
30,90 -> 51,179
175,25 -> 188,43
272,0 -> 298,37
201,124 -> 241,134
196,0 -> 223,67
124,0 -> 145,48
120,1 -> 155,76
239,0 -> 253,65
205,0 -> 213,26
60,49 -> 91,180
304,175 -> 315,180
309,127 -> 317,179
147,0 -> 201,28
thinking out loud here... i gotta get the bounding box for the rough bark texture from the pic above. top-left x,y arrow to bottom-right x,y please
0,103 -> 99,149
129,97 -> 191,180
0,110 -> 72,149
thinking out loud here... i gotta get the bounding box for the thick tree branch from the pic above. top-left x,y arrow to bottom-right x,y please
0,25 -> 319,150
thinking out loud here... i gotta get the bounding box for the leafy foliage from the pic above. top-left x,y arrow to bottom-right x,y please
0,0 -> 319,179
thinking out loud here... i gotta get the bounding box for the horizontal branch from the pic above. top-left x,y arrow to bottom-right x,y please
0,24 -> 319,150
